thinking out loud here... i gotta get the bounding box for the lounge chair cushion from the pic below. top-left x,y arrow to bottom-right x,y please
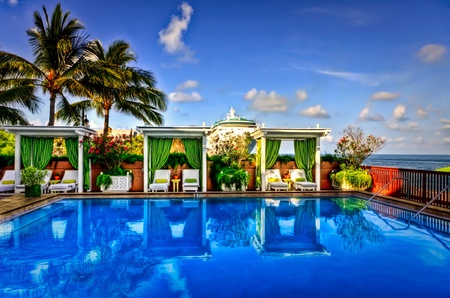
185,178 -> 197,183
155,179 -> 168,183
295,178 -> 306,182
63,179 -> 76,183
268,178 -> 281,182
2,180 -> 14,185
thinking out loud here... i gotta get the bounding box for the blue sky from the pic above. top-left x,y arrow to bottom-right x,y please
1,0 -> 450,154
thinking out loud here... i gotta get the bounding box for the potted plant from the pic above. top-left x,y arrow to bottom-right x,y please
21,166 -> 48,197
54,172 -> 61,180
96,172 -> 113,191
217,167 -> 250,191
166,153 -> 187,179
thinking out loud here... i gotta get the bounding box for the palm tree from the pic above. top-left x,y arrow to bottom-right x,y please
0,81 -> 41,125
56,40 -> 167,136
0,3 -> 90,126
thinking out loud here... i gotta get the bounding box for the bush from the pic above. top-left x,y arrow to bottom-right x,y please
330,167 -> 372,190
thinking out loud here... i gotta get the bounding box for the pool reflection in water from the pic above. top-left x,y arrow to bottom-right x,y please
0,197 -> 449,297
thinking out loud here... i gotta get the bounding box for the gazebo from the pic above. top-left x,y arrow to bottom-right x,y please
136,126 -> 211,192
251,126 -> 331,191
1,126 -> 96,193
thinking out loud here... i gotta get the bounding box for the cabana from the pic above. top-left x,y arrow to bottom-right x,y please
2,126 -> 96,193
136,126 -> 210,192
251,126 -> 331,191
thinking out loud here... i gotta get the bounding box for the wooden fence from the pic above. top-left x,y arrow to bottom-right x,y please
364,166 -> 450,209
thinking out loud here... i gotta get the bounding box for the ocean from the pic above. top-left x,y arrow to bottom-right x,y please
362,154 -> 450,171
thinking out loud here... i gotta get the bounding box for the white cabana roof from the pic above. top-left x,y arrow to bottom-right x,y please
251,127 -> 331,140
2,126 -> 96,193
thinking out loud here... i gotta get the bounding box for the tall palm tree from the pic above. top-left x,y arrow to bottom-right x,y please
56,40 -> 167,136
0,3 -> 90,126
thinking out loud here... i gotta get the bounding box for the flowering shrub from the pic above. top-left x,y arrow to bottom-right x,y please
335,126 -> 385,170
85,134 -> 131,175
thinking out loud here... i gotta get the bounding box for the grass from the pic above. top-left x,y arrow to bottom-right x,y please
435,166 -> 450,172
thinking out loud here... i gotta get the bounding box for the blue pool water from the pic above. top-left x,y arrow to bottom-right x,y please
0,197 -> 449,297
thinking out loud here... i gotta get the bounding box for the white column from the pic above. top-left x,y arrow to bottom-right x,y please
202,135 -> 207,192
261,137 -> 266,191
143,134 -> 149,192
78,135 -> 84,193
14,134 -> 21,193
315,137 -> 321,190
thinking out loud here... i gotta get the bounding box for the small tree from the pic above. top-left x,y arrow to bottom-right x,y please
208,131 -> 252,167
335,126 -> 385,170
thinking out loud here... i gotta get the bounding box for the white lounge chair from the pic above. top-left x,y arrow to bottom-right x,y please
15,170 -> 52,194
182,169 -> 199,192
149,169 -> 171,192
49,170 -> 78,193
289,169 -> 317,191
265,169 -> 289,191
0,170 -> 15,193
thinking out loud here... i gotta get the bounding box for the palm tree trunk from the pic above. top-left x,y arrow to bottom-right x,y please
48,93 -> 56,126
103,108 -> 110,136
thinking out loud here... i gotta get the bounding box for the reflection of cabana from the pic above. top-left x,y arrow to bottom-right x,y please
2,126 -> 96,193
251,127 -> 331,191
253,198 -> 329,256
136,126 -> 210,192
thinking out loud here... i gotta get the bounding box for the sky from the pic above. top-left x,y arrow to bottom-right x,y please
1,0 -> 450,154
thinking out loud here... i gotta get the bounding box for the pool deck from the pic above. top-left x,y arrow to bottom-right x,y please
1,190 -> 449,223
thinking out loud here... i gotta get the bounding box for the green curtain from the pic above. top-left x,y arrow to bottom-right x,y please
20,136 -> 33,167
20,137 -> 53,169
83,139 -> 90,190
255,139 -> 261,189
182,138 -> 202,187
306,138 -> 316,181
294,138 -> 316,181
148,137 -> 172,182
33,138 -> 53,170
65,138 -> 79,169
265,139 -> 281,169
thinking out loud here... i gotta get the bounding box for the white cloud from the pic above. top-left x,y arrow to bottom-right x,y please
176,80 -> 199,90
168,91 -> 202,102
315,69 -> 378,86
244,88 -> 288,112
358,107 -> 385,122
322,134 -> 334,143
173,106 -> 179,113
393,104 -> 407,121
416,106 -> 429,118
370,91 -> 400,101
444,138 -> 450,144
8,0 -> 18,6
417,44 -> 446,63
299,105 -> 330,118
159,2 -> 198,63
296,89 -> 308,101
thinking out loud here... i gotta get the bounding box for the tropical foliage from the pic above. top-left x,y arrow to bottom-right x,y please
217,166 -> 250,191
20,166 -> 48,186
56,40 -> 166,136
0,130 -> 15,155
208,131 -> 253,167
335,126 -> 385,170
330,165 -> 373,190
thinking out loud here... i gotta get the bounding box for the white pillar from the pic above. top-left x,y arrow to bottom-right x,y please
202,135 -> 207,192
143,134 -> 149,192
315,137 -> 321,190
78,135 -> 84,193
14,134 -> 21,193
261,137 -> 267,191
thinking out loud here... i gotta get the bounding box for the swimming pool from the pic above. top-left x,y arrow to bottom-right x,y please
0,197 -> 449,297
